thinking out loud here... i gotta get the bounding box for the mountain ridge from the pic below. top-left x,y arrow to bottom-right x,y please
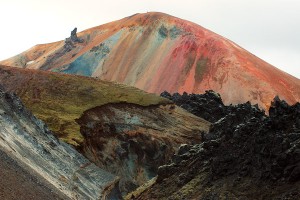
0,64 -> 169,146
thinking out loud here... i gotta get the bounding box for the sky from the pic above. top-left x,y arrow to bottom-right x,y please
0,0 -> 299,78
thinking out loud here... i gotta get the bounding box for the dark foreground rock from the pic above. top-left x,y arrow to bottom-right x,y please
136,95 -> 300,200
161,90 -> 229,122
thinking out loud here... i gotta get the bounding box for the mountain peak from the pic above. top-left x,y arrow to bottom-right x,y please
1,13 -> 299,110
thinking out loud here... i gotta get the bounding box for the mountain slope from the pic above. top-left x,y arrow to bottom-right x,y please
0,65 -> 210,194
0,65 -> 169,146
1,12 -> 299,110
0,87 -> 121,199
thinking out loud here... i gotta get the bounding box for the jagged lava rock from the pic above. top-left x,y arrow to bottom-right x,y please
135,96 -> 300,200
161,90 -> 228,122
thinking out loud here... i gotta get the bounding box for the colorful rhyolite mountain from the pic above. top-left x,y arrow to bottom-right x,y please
1,12 -> 300,110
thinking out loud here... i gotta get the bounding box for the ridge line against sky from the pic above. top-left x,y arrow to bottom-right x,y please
0,0 -> 299,78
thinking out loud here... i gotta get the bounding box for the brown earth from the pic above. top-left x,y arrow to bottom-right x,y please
0,149 -> 69,200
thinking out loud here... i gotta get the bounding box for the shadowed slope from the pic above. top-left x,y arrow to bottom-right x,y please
1,12 -> 300,110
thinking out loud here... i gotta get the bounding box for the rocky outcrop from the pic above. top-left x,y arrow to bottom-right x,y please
70,28 -> 83,43
64,28 -> 84,52
161,90 -> 228,122
39,28 -> 85,70
76,103 -> 210,195
135,96 -> 300,200
0,88 -> 121,200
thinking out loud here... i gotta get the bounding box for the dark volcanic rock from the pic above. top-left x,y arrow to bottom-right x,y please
41,28 -> 85,70
137,95 -> 300,200
64,27 -> 84,52
161,90 -> 228,122
70,28 -> 83,43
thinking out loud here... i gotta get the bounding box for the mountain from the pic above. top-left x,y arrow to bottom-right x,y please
1,12 -> 299,110
0,65 -> 210,194
0,87 -> 121,199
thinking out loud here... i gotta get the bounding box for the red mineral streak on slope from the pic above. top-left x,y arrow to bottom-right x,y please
1,12 -> 299,111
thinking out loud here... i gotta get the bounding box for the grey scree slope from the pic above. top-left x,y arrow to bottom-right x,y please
0,88 -> 121,200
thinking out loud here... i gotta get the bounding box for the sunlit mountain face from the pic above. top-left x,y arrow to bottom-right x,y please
1,12 -> 299,111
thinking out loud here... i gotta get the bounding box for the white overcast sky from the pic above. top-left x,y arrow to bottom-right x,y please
0,0 -> 299,78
